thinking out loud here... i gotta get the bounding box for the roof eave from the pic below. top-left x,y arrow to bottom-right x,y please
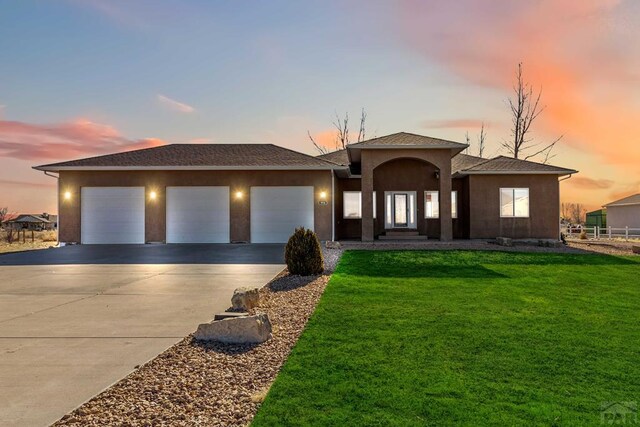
33,165 -> 347,172
454,169 -> 578,177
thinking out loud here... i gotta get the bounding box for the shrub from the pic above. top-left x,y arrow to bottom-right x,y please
579,230 -> 588,240
285,227 -> 324,276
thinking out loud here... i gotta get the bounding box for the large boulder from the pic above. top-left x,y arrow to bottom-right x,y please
496,237 -> 513,247
231,287 -> 260,311
538,239 -> 564,248
194,313 -> 272,344
325,240 -> 341,249
632,246 -> 640,254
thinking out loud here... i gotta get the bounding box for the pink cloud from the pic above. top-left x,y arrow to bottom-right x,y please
157,94 -> 196,113
568,177 -> 614,190
398,0 -> 640,167
0,119 -> 167,162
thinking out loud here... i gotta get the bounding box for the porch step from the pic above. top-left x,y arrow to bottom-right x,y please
379,234 -> 428,240
384,231 -> 419,236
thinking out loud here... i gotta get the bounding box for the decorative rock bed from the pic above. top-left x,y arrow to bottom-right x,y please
54,271 -> 331,426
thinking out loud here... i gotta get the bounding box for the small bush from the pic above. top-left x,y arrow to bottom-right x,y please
285,227 -> 324,276
579,230 -> 588,240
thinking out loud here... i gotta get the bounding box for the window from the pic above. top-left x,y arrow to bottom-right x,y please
343,191 -> 361,218
424,191 -> 458,218
425,191 -> 439,218
451,191 -> 458,218
343,191 -> 376,219
500,188 -> 529,217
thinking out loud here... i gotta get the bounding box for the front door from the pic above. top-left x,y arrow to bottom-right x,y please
384,191 -> 417,229
393,193 -> 408,227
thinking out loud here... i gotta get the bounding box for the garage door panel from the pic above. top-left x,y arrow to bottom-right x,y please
251,187 -> 314,243
166,187 -> 230,243
81,187 -> 145,244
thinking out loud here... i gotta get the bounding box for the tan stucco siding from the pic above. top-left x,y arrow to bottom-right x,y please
468,174 -> 560,239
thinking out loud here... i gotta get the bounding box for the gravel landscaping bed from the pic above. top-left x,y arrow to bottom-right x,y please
565,239 -> 640,256
54,270 -> 331,427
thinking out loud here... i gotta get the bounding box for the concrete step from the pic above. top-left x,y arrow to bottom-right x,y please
384,230 -> 419,236
379,234 -> 428,240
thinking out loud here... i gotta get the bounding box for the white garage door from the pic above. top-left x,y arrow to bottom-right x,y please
81,187 -> 145,244
251,186 -> 314,243
166,187 -> 230,243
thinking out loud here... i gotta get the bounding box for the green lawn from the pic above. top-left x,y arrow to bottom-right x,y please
252,250 -> 640,426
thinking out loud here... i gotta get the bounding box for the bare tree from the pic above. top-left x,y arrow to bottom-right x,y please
0,207 -> 8,225
477,123 -> 486,157
562,202 -> 586,224
501,63 -> 562,163
309,109 -> 368,154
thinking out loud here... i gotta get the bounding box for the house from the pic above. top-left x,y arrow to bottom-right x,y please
585,208 -> 606,228
33,132 -> 577,245
5,213 -> 57,231
603,194 -> 640,229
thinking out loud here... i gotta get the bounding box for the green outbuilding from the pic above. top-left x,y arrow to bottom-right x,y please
585,209 -> 607,228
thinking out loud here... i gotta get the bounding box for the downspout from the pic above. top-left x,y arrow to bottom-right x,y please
331,170 -> 335,242
42,171 -> 60,245
558,174 -> 574,240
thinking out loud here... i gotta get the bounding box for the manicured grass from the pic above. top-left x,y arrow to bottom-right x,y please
252,250 -> 640,426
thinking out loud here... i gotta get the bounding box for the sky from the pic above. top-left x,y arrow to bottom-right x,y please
1,0 -> 639,214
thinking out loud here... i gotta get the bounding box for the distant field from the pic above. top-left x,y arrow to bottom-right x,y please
0,230 -> 57,254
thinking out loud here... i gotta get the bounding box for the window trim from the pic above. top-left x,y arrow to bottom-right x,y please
499,187 -> 530,218
424,190 -> 458,219
342,191 -> 376,219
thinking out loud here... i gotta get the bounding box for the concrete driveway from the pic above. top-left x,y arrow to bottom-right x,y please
0,245 -> 284,426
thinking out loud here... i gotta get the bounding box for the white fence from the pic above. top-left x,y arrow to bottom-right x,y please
561,225 -> 640,241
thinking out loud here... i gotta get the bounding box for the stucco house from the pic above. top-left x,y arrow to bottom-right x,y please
34,132 -> 577,245
603,194 -> 640,229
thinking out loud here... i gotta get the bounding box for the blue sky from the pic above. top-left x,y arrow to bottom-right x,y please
1,1 -> 639,212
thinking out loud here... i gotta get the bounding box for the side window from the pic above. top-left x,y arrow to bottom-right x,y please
500,188 -> 529,217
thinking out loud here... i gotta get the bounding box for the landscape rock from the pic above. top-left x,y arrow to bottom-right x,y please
194,313 -> 272,344
325,240 -> 341,249
213,312 -> 249,321
231,287 -> 260,310
538,239 -> 564,248
496,237 -> 513,247
632,246 -> 640,254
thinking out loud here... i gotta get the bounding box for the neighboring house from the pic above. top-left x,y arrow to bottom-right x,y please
6,214 -> 57,231
33,132 -> 577,244
603,194 -> 640,229
585,208 -> 606,228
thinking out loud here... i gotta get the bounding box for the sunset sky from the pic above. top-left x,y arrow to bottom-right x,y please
1,0 -> 639,214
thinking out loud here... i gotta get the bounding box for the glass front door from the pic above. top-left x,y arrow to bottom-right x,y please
393,193 -> 408,227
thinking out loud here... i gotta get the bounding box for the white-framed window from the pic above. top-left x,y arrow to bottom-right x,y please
424,191 -> 458,218
425,191 -> 439,218
451,191 -> 458,219
500,188 -> 529,218
343,191 -> 376,219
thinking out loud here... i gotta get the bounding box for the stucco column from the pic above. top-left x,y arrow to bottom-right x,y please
439,165 -> 453,241
361,154 -> 374,242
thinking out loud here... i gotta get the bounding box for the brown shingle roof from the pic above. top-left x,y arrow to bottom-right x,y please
317,149 -> 349,166
348,132 -> 467,149
451,153 -> 489,174
457,155 -> 577,175
35,144 -> 338,170
604,193 -> 640,207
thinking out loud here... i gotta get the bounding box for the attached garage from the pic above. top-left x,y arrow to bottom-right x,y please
250,186 -> 314,243
166,186 -> 230,243
81,187 -> 145,244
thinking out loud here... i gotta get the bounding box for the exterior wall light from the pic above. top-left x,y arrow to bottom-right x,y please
435,170 -> 440,179
64,191 -> 72,200
149,191 -> 157,201
320,191 -> 327,200
235,191 -> 243,199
